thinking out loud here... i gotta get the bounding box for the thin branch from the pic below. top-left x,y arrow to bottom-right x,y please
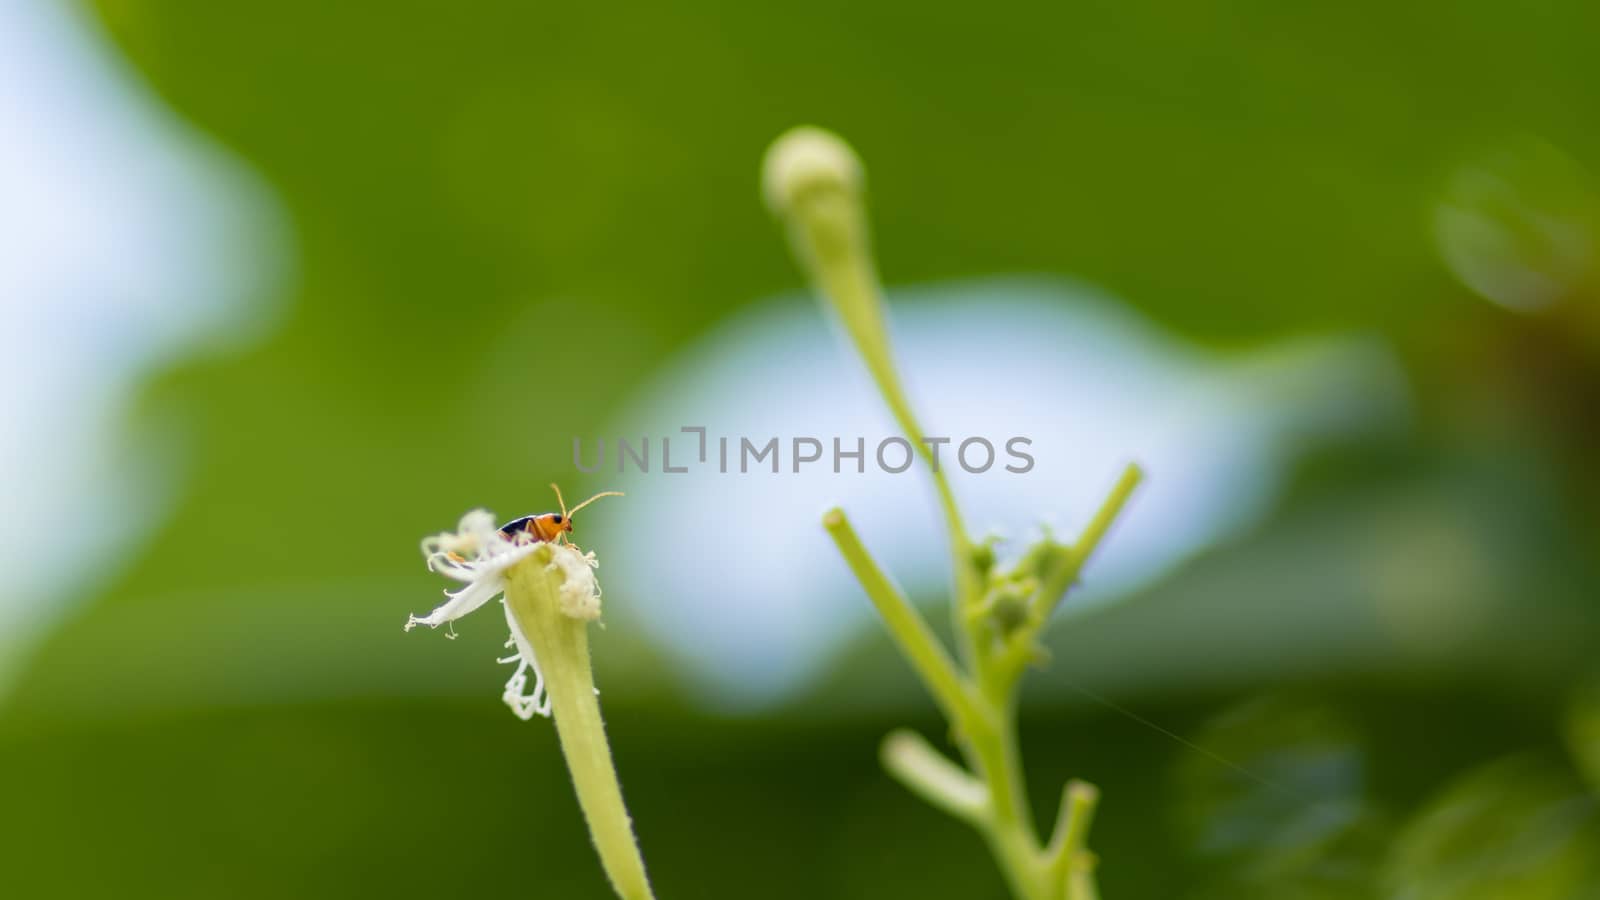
881,729 -> 988,826
823,508 -> 976,728
1034,462 -> 1144,622
1045,780 -> 1098,872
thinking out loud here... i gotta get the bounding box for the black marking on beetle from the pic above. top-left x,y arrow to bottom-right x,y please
498,515 -> 535,537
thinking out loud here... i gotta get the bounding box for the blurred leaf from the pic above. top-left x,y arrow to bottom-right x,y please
1566,680 -> 1600,796
1173,694 -> 1385,900
1434,138 -> 1600,315
1384,755 -> 1600,900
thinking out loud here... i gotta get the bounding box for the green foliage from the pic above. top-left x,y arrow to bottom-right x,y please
1385,756 -> 1600,900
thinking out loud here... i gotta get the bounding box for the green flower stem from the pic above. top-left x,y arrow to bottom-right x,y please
1069,864 -> 1102,900
970,702 -> 1052,899
1045,781 -> 1099,896
993,463 -> 1144,685
505,549 -> 654,900
796,196 -> 970,570
769,127 -> 1125,900
767,128 -> 980,631
1034,463 -> 1144,622
825,507 -> 1055,899
823,508 -> 975,729
881,729 -> 987,825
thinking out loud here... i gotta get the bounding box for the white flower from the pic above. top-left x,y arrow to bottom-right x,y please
405,508 -> 604,720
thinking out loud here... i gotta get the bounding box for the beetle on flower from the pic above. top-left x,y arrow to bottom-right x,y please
405,486 -> 618,719
401,487 -> 654,900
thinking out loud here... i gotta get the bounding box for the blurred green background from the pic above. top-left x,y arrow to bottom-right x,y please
4,0 -> 1600,897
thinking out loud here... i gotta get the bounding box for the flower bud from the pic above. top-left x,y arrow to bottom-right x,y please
761,126 -> 863,219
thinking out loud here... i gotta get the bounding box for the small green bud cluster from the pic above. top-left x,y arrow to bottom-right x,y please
970,535 -> 1076,670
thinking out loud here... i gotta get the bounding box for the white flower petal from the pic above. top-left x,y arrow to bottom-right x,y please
500,598 -> 550,719
420,508 -> 503,564
404,573 -> 505,631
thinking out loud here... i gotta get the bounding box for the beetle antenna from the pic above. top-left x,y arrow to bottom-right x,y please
562,488 -> 624,518
550,483 -> 570,519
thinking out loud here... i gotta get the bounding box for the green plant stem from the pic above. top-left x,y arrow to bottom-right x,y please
1046,781 -> 1099,896
823,508 -> 975,730
784,181 -> 981,629
970,696 -> 1051,898
881,729 -> 987,825
1035,463 -> 1143,622
992,463 -> 1144,684
827,483 -> 1139,900
771,128 -> 1120,900
828,508 -> 1069,900
826,509 -> 1065,896
506,555 -> 654,900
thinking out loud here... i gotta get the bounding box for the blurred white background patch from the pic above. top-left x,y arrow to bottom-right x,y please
0,0 -> 286,691
591,279 -> 1408,712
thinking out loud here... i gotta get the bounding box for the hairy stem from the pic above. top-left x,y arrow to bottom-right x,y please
506,554 -> 654,900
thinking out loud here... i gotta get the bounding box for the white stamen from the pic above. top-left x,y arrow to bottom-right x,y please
550,547 -> 603,621
500,597 -> 551,719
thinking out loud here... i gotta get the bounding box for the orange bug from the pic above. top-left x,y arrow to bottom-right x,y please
496,484 -> 623,547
